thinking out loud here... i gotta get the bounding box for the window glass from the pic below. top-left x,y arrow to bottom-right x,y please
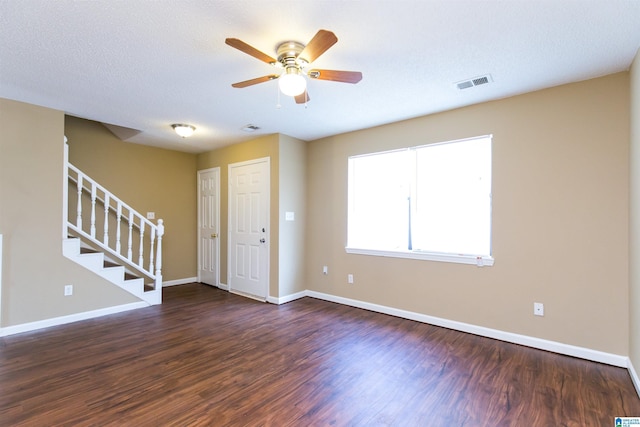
347,135 -> 492,261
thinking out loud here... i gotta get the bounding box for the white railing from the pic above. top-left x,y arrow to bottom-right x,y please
66,163 -> 164,291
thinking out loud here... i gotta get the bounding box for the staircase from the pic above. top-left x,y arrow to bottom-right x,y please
62,143 -> 164,305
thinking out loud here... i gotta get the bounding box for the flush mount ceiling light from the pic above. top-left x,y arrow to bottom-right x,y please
171,124 -> 195,138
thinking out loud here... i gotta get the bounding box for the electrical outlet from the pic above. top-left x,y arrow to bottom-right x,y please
534,302 -> 544,316
322,266 -> 328,275
64,284 -> 73,296
347,274 -> 354,284
146,212 -> 155,220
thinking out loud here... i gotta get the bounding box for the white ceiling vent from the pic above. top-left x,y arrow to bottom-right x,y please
455,74 -> 493,90
241,124 -> 260,132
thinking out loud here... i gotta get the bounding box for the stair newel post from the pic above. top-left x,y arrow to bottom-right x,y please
155,219 -> 164,288
116,203 -> 122,254
76,174 -> 83,229
90,184 -> 97,238
149,226 -> 156,274
103,194 -> 110,246
138,219 -> 145,267
127,211 -> 134,261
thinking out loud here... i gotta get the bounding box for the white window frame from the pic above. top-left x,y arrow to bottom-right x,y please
345,135 -> 494,267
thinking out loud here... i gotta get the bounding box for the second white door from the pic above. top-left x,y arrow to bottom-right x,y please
228,158 -> 269,300
198,168 -> 220,287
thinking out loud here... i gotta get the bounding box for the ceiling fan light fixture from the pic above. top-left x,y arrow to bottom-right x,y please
171,123 -> 195,138
278,67 -> 306,97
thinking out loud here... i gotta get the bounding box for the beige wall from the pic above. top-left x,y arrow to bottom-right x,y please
64,116 -> 198,282
306,73 -> 630,355
1,69 -> 633,361
630,50 -> 640,381
196,133 -> 307,298
278,134 -> 307,297
0,99 -> 139,327
197,134 -> 281,296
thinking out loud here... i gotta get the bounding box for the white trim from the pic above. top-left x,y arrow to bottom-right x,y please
267,290 -> 307,305
345,247 -> 494,266
629,359 -> 640,398
305,290 -> 628,368
0,301 -> 149,337
63,142 -> 69,239
162,277 -> 198,287
217,282 -> 229,291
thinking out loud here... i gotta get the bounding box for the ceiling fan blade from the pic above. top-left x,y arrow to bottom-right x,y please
298,30 -> 338,63
225,38 -> 277,65
308,69 -> 363,84
231,75 -> 279,88
294,90 -> 310,104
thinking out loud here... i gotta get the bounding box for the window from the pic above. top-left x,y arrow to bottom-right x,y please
347,135 -> 493,266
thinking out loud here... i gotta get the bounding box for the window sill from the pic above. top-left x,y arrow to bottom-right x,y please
344,247 -> 494,267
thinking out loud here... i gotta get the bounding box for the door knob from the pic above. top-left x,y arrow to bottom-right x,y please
211,233 -> 218,238
260,238 -> 266,243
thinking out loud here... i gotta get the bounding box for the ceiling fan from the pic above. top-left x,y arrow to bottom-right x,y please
225,30 -> 363,104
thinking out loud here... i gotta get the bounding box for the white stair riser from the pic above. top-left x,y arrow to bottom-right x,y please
63,238 -> 160,305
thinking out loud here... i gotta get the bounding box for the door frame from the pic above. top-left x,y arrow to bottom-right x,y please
228,157 -> 270,300
197,167 -> 221,288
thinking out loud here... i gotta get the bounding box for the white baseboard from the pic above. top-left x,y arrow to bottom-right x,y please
217,282 -> 229,291
629,359 -> 640,398
306,290 -> 628,368
0,301 -> 149,337
267,290 -> 307,305
162,277 -> 198,287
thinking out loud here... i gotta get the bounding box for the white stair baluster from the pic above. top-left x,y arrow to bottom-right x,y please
65,162 -> 166,305
138,220 -> 145,267
155,219 -> 164,281
149,227 -> 156,274
103,194 -> 110,246
127,211 -> 133,261
90,185 -> 97,238
116,203 -> 122,254
76,174 -> 83,229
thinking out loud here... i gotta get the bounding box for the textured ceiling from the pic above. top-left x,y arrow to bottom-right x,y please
1,0 -> 639,154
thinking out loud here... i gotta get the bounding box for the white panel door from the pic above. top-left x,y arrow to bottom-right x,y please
229,158 -> 269,300
198,168 -> 220,287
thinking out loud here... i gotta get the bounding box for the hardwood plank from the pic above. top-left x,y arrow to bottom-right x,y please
0,283 -> 638,426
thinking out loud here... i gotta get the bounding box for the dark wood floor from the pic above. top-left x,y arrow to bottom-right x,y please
0,283 -> 638,426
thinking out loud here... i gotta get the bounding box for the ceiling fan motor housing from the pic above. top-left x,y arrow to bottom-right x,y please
276,41 -> 307,67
